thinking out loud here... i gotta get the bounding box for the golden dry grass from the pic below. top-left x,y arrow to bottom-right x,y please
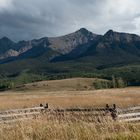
0,114 -> 140,140
0,79 -> 139,140
0,87 -> 139,111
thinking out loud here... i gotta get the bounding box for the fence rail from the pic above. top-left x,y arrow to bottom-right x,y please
0,112 -> 40,118
0,107 -> 44,115
118,112 -> 140,118
117,106 -> 140,122
0,104 -> 139,123
119,117 -> 140,122
118,106 -> 140,113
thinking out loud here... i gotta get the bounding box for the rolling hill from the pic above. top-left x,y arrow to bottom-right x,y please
18,78 -> 109,92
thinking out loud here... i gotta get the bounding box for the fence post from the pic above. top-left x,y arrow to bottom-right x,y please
105,104 -> 110,114
45,103 -> 48,109
111,104 -> 117,120
40,103 -> 43,107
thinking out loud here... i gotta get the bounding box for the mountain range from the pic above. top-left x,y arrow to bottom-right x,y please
0,28 -> 140,63
0,28 -> 140,86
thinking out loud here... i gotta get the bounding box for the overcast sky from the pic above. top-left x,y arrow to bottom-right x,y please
0,0 -> 140,41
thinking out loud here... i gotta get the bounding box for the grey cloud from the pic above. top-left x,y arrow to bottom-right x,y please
0,0 -> 140,41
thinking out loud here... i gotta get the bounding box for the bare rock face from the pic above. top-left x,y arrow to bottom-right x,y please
97,30 -> 140,52
0,38 -> 50,60
18,41 -> 33,54
103,30 -> 140,43
0,28 -> 99,61
0,41 -> 33,60
0,49 -> 19,60
48,28 -> 98,54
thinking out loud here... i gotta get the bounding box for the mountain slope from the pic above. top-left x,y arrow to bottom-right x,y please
0,29 -> 139,86
49,28 -> 99,54
0,29 -> 140,67
0,28 -> 99,63
74,30 -> 140,67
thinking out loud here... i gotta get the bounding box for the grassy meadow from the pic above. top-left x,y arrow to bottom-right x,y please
0,78 -> 139,140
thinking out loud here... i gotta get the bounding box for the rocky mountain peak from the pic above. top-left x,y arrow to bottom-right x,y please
77,28 -> 90,34
0,37 -> 14,44
76,28 -> 98,38
104,30 -> 140,43
48,28 -> 99,54
104,29 -> 115,37
0,36 -> 15,54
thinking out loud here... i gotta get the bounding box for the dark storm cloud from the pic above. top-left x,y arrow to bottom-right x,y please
0,0 -> 140,41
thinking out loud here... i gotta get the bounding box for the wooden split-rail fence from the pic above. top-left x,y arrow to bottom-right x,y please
0,104 -> 140,124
